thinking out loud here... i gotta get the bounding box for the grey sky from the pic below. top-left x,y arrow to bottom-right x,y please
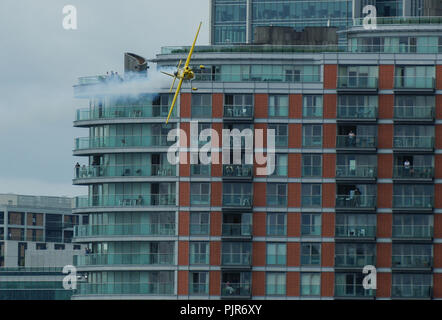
0,0 -> 209,197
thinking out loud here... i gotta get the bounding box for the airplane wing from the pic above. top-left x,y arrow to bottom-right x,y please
184,22 -> 202,68
161,71 -> 175,78
166,77 -> 184,124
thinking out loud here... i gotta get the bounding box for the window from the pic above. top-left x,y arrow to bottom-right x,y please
335,243 -> 375,267
36,243 -> 47,250
392,244 -> 432,268
267,213 -> 286,236
392,273 -> 432,298
189,272 -> 209,295
272,154 -> 288,176
268,124 -> 288,147
190,157 -> 211,177
301,273 -> 320,296
301,214 -> 321,236
303,95 -> 323,118
269,95 -> 289,117
335,214 -> 376,238
222,242 -> 251,265
266,272 -> 286,295
9,212 -> 24,225
190,212 -> 209,235
0,212 -> 3,224
394,65 -> 435,88
267,243 -> 286,265
266,183 -> 287,207
301,243 -> 321,265
222,183 -> 252,207
73,245 -> 81,250
302,154 -> 322,177
191,94 -> 212,118
54,244 -> 65,250
303,125 -> 322,148
191,122 -> 212,147
190,183 -> 210,205
224,94 -> 253,117
189,242 -> 209,265
301,184 -> 321,207
393,214 -> 433,238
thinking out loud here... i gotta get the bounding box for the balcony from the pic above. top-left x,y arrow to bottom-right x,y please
74,253 -> 175,266
392,285 -> 432,299
74,135 -> 174,151
394,77 -> 435,92
74,223 -> 176,238
223,105 -> 253,121
334,284 -> 375,298
221,253 -> 252,267
392,225 -> 433,239
335,254 -> 375,268
393,166 -> 434,180
222,223 -> 252,238
337,76 -> 378,92
221,282 -> 251,298
75,105 -> 175,122
222,194 -> 252,209
335,165 -> 377,180
336,195 -> 376,210
74,164 -> 176,180
393,137 -> 434,150
335,225 -> 376,239
74,282 -> 174,296
392,255 -> 432,269
337,106 -> 378,121
393,195 -> 433,210
394,106 -> 434,122
222,164 -> 253,180
75,194 -> 176,208
336,135 -> 377,150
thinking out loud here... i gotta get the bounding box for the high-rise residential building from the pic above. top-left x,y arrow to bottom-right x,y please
0,194 -> 83,300
72,7 -> 442,300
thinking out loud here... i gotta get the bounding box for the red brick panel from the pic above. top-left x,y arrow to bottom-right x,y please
286,272 -> 300,296
436,125 -> 442,150
289,94 -> 302,118
433,274 -> 442,298
322,213 -> 335,237
435,155 -> 442,179
377,124 -> 393,149
376,243 -> 392,268
288,124 -> 302,148
210,241 -> 221,266
178,241 -> 189,265
323,65 -> 337,89
180,122 -> 190,148
323,94 -> 336,119
287,242 -> 300,266
253,242 -> 266,266
321,242 -> 334,267
209,271 -> 221,295
378,94 -> 394,119
436,65 -> 442,90
287,212 -> 300,237
212,93 -> 223,118
376,272 -> 391,298
177,270 -> 188,295
434,244 -> 442,268
210,211 -> 222,237
322,154 -> 336,178
179,182 -> 190,207
254,94 -> 268,118
322,183 -> 335,208
322,124 -> 336,148
211,162 -> 222,177
435,184 -> 442,209
252,271 -> 266,296
321,272 -> 334,297
253,212 -> 266,237
288,154 -> 301,178
253,183 -> 266,207
211,122 -> 222,148
378,65 -> 394,90
287,183 -> 301,207
436,95 -> 442,119
180,93 -> 191,118
210,182 -> 222,207
180,161 -> 190,177
377,214 -> 392,238
178,211 -> 189,236
377,183 -> 392,209
434,215 -> 442,238
377,154 -> 393,179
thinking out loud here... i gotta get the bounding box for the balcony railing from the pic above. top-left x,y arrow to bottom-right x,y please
393,166 -> 434,179
74,223 -> 176,237
190,195 -> 210,206
392,285 -> 432,298
189,254 -> 210,265
75,194 -> 176,208
75,253 -> 175,266
302,166 -> 322,177
393,136 -> 434,149
301,225 -> 321,236
221,282 -> 251,297
74,282 -> 174,296
222,224 -> 252,237
223,164 -> 253,178
392,225 -> 433,239
394,106 -> 434,120
335,225 -> 376,238
267,195 -> 288,207
189,283 -> 209,295
75,135 -> 174,150
335,284 -> 375,298
74,164 -> 176,179
221,253 -> 251,266
300,255 -> 320,265
335,254 -> 375,267
190,164 -> 211,176
75,105 -> 175,121
336,165 -> 377,179
301,195 -> 322,207
336,135 -> 377,148
302,136 -> 322,148
337,106 -> 378,119
392,255 -> 432,268
336,195 -> 376,209
337,76 -> 378,89
222,194 -> 252,207
189,224 -> 209,235
394,77 -> 435,89
393,195 -> 433,209
223,105 -> 253,118
191,105 -> 212,118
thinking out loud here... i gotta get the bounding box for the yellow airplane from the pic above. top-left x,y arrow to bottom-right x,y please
161,22 -> 205,124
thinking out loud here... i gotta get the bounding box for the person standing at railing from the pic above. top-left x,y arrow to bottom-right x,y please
348,130 -> 356,147
75,162 -> 80,178
404,159 -> 411,176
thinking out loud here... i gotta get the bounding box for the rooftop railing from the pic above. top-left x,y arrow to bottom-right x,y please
74,223 -> 176,237
74,164 -> 176,179
74,282 -> 174,295
75,105 -> 175,121
75,194 -> 176,208
74,135 -> 175,150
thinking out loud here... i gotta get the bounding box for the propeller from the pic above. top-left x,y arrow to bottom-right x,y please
169,59 -> 182,92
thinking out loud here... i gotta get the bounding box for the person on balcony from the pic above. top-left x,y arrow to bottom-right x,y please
404,159 -> 411,176
75,162 -> 80,178
348,130 -> 356,147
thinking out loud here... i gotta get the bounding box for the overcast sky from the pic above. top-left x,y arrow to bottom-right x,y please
0,0 -> 209,197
